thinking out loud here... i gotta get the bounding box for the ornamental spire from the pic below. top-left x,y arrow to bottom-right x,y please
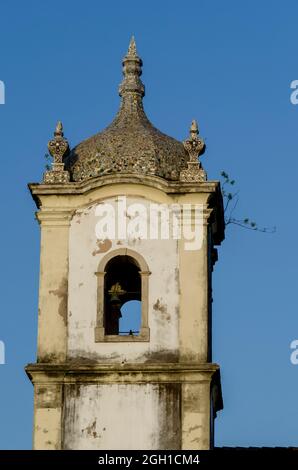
184,119 -> 205,162
180,119 -> 207,182
43,121 -> 70,184
127,35 -> 137,57
118,36 -> 145,100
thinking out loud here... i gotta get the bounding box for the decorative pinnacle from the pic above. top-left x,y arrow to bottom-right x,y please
48,121 -> 69,164
190,119 -> 199,138
43,121 -> 70,183
119,36 -> 145,98
180,119 -> 207,182
183,119 -> 205,162
54,120 -> 64,137
127,36 -> 137,57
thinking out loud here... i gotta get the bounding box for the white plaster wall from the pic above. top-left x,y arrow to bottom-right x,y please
64,384 -> 165,449
68,196 -> 179,362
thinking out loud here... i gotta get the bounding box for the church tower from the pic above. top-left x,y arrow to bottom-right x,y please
26,38 -> 225,450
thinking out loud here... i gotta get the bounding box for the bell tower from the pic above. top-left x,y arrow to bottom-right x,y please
26,37 -> 225,450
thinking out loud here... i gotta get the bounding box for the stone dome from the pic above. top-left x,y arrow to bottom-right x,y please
64,37 -> 188,182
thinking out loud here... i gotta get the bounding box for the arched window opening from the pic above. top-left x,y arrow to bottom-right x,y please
104,256 -> 141,336
95,248 -> 150,342
119,300 -> 142,336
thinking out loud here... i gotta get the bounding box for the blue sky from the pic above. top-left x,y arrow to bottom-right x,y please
0,0 -> 298,449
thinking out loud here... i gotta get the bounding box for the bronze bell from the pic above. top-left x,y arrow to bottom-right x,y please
108,282 -> 126,305
110,292 -> 121,304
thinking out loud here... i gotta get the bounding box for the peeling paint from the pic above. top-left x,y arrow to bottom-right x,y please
63,383 -> 180,450
153,299 -> 171,322
49,277 -> 68,326
153,299 -> 166,314
92,239 -> 112,255
82,419 -> 97,438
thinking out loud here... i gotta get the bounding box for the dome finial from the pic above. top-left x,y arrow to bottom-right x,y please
118,36 -> 145,99
127,35 -> 137,57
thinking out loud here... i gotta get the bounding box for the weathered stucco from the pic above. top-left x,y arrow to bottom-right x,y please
27,177 -> 224,451
68,196 -> 179,363
36,211 -> 71,362
63,383 -> 180,450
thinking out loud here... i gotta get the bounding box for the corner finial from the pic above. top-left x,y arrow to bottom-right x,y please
180,119 -> 207,183
43,121 -> 70,184
184,119 -> 205,160
55,120 -> 63,136
48,121 -> 69,163
127,36 -> 137,57
190,119 -> 199,136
